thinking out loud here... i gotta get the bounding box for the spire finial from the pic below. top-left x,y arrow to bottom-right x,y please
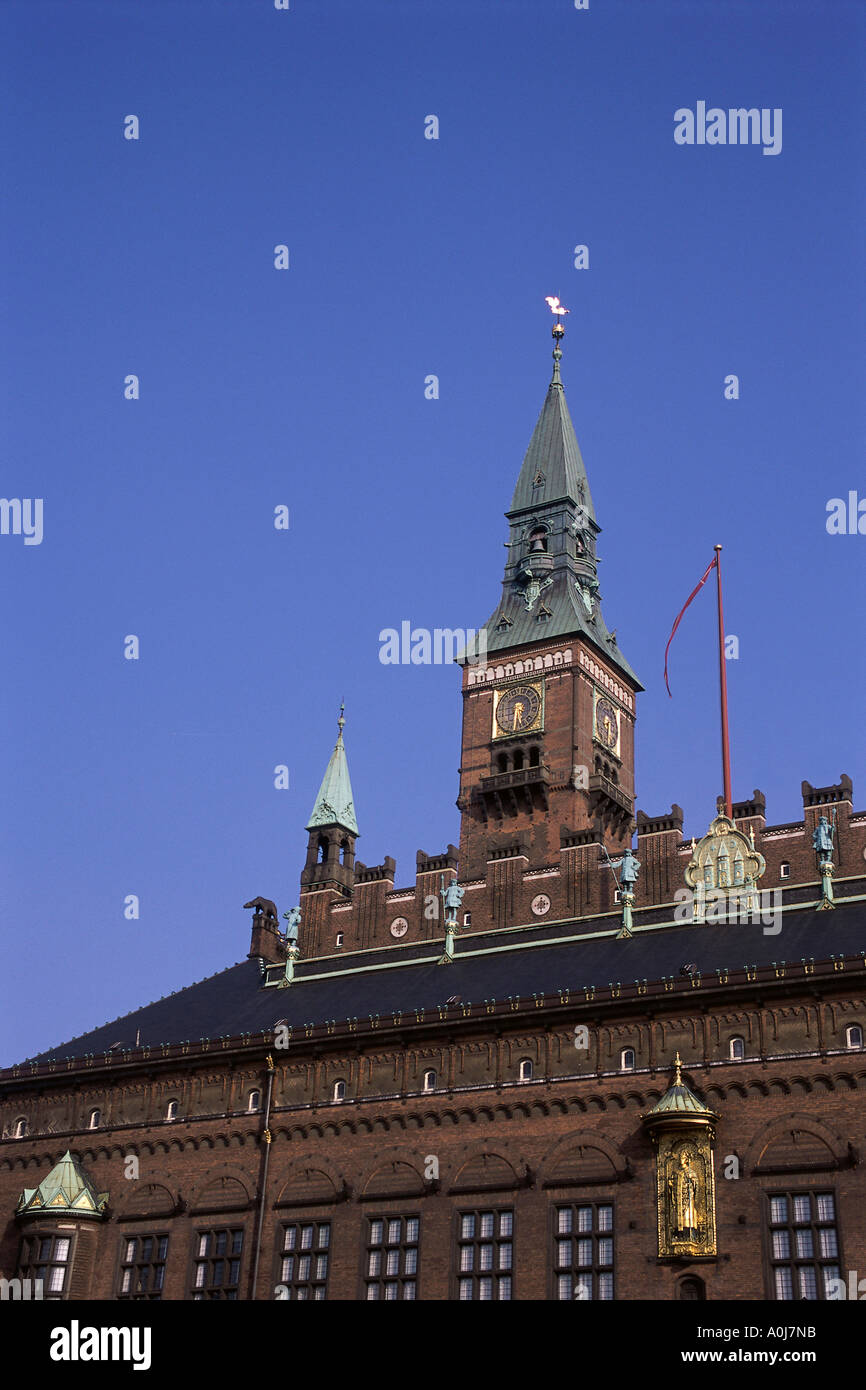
544,295 -> 569,382
674,1051 -> 683,1086
337,701 -> 345,737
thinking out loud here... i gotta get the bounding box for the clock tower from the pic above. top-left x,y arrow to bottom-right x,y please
457,320 -> 643,882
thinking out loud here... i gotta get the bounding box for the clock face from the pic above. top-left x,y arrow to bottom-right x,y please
595,697 -> 619,752
531,893 -> 551,917
390,917 -> 409,938
495,684 -> 542,735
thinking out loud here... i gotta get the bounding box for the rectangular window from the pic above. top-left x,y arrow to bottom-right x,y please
17,1234 -> 72,1300
277,1222 -> 330,1300
455,1209 -> 513,1300
553,1203 -> 615,1300
364,1215 -> 420,1301
768,1191 -> 841,1301
117,1232 -> 170,1301
190,1228 -> 244,1300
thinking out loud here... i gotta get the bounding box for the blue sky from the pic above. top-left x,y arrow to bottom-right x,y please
1,0 -> 863,1064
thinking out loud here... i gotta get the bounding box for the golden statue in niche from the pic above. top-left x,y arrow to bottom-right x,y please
669,1148 -> 700,1239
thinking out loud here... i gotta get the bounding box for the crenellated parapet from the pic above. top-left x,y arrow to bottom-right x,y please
275,776 -> 866,960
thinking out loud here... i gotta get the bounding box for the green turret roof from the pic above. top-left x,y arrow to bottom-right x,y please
306,707 -> 359,836
16,1150 -> 108,1219
644,1054 -> 718,1123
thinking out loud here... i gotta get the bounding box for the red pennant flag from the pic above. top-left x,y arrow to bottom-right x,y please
663,555 -> 718,697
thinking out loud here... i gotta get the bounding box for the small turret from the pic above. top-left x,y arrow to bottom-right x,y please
301,705 -> 359,895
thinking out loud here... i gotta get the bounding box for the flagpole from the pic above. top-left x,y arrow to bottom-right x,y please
714,544 -> 733,819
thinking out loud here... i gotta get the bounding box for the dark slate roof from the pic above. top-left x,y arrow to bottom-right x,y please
19,899 -> 866,1066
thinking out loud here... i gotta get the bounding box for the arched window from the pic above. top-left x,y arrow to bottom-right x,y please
620,1048 -> 635,1072
317,835 -> 329,864
166,1100 -> 179,1121
422,1069 -> 436,1092
513,749 -> 524,771
88,1108 -> 101,1130
14,1117 -> 27,1138
846,1024 -> 863,1050
339,838 -> 350,866
529,746 -> 540,768
729,1037 -> 745,1061
332,1080 -> 346,1103
497,753 -> 508,774
518,1058 -> 533,1082
678,1275 -> 706,1300
529,527 -> 548,553
247,1089 -> 261,1113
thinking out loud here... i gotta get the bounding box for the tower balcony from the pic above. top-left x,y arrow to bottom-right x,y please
476,765 -> 550,819
588,772 -> 634,833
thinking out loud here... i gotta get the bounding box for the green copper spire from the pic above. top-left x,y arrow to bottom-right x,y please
510,332 -> 595,519
305,704 -> 359,835
16,1150 -> 109,1219
476,307 -> 642,688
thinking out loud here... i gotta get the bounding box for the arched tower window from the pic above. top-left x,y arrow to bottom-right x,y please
339,838 -> 350,866
620,1048 -> 635,1072
88,1108 -> 101,1130
422,1069 -> 436,1092
529,746 -> 540,768
332,1080 -> 346,1103
512,749 -> 524,772
528,527 -> 548,553
247,1089 -> 261,1113
729,1037 -> 745,1061
497,753 -> 508,774
166,1100 -> 179,1121
846,1024 -> 863,1050
317,835 -> 329,865
14,1117 -> 27,1138
518,1058 -> 533,1082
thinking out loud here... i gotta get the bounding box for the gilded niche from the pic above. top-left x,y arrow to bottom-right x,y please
658,1135 -> 716,1258
642,1054 -> 719,1260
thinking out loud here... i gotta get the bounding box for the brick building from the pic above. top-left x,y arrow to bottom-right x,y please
1,331 -> 864,1303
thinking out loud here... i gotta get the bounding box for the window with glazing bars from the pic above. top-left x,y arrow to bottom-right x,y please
456,1209 -> 513,1300
364,1216 -> 419,1300
277,1222 -> 330,1299
767,1192 -> 841,1300
191,1228 -> 244,1299
17,1234 -> 72,1298
553,1203 -> 614,1300
118,1233 -> 169,1299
